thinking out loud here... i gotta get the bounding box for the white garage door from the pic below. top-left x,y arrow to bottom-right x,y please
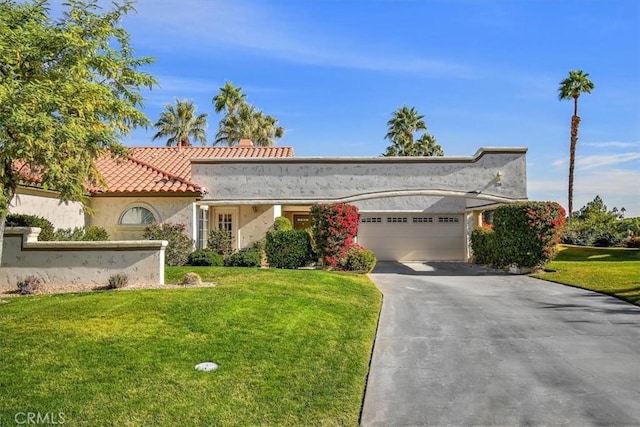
357,214 -> 464,261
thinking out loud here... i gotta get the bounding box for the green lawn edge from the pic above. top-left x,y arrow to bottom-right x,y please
0,267 -> 382,426
532,245 -> 640,306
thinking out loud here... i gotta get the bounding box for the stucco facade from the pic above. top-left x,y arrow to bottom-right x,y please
10,187 -> 85,229
191,148 -> 527,207
88,196 -> 197,241
5,147 -> 528,263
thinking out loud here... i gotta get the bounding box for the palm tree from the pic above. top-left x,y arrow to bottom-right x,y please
385,106 -> 426,145
383,106 -> 443,156
415,133 -> 444,156
213,81 -> 246,115
558,70 -> 595,216
152,99 -> 207,147
214,103 -> 285,147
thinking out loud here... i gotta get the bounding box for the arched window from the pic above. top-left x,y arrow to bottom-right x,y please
119,206 -> 156,225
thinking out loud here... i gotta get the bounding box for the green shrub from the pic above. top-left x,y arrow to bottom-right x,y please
562,196 -> 628,247
53,226 -> 109,241
224,248 -> 261,267
273,216 -> 292,231
84,226 -> 109,241
266,230 -> 314,269
6,214 -> 54,241
180,272 -> 202,286
16,275 -> 43,295
339,245 -> 377,273
207,229 -> 233,256
187,249 -> 223,266
107,273 -> 128,289
492,202 -> 566,268
470,226 -> 502,266
143,222 -> 193,266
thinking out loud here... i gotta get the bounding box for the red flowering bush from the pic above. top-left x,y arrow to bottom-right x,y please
310,203 -> 360,267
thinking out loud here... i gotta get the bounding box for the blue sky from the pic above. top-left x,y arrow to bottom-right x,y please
68,1 -> 640,216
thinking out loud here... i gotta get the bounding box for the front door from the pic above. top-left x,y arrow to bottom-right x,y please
215,207 -> 238,250
293,214 -> 312,230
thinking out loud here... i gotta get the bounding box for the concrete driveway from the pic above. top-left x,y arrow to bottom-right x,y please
361,262 -> 640,426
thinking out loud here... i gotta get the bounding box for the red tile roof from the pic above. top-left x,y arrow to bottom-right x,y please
127,146 -> 294,183
16,146 -> 295,196
97,146 -> 294,195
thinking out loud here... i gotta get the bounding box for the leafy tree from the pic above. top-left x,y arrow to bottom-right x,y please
383,106 -> 443,156
212,82 -> 284,146
212,81 -> 246,115
152,99 -> 207,147
0,0 -> 155,261
558,70 -> 595,217
563,195 -> 625,247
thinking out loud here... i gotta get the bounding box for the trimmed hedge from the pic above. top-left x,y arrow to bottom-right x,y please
52,225 -> 109,241
470,227 -> 499,266
265,230 -> 314,269
224,248 -> 261,267
188,249 -> 224,266
472,202 -> 566,268
273,216 -> 292,231
5,214 -> 54,241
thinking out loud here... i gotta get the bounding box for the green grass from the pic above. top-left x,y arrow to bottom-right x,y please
533,245 -> 640,306
0,267 -> 381,426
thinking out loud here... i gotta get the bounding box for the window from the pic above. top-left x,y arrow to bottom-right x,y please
218,213 -> 233,232
438,216 -> 460,223
387,217 -> 408,223
412,217 -> 434,223
197,207 -> 209,249
361,217 -> 382,223
119,206 -> 155,225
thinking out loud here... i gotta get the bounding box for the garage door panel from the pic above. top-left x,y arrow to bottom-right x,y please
358,213 -> 464,261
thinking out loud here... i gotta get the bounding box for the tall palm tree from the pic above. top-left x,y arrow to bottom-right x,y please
558,70 -> 595,216
152,99 -> 208,147
213,81 -> 246,115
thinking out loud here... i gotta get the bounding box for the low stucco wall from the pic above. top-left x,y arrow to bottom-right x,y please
0,227 -> 167,290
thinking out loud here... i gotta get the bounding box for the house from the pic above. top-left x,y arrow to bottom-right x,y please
9,141 -> 528,261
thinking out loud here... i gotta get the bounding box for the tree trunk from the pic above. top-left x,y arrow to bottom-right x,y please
0,212 -> 5,272
568,114 -> 581,217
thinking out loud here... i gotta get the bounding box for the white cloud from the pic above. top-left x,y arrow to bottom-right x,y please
576,153 -> 640,170
126,0 -> 473,77
528,168 -> 640,217
583,141 -> 640,148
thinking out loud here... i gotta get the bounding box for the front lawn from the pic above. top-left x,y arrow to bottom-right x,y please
533,245 -> 640,306
0,267 -> 381,426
